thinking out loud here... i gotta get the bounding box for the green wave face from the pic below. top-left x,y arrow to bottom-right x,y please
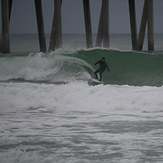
67,49 -> 163,86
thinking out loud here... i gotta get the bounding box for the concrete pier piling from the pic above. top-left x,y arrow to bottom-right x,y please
34,0 -> 47,52
147,0 -> 154,51
83,0 -> 93,48
9,0 -> 12,20
96,0 -> 109,48
49,0 -> 62,51
128,0 -> 137,50
0,0 -> 10,53
137,0 -> 154,51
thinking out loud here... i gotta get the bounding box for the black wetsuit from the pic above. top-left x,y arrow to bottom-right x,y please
95,59 -> 110,81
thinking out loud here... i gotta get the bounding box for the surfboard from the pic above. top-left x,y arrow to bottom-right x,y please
88,78 -> 103,86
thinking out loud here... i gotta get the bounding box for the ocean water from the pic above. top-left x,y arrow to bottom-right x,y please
0,34 -> 163,163
9,34 -> 163,53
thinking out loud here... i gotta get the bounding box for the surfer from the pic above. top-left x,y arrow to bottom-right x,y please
94,57 -> 110,81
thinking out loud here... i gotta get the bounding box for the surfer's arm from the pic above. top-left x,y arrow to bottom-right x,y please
95,61 -> 99,65
95,60 -> 101,65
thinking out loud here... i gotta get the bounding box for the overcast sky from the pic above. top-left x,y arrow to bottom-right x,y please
9,0 -> 163,34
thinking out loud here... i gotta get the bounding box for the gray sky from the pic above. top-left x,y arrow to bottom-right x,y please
10,0 -> 163,34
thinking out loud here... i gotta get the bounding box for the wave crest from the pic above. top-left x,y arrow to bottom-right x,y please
0,53 -> 95,84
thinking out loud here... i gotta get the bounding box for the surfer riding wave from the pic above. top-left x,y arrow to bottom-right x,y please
94,57 -> 110,81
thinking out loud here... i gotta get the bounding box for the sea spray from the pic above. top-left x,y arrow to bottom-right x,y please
0,53 -> 95,83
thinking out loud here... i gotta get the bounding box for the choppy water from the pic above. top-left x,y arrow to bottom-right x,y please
0,48 -> 163,163
1,82 -> 163,163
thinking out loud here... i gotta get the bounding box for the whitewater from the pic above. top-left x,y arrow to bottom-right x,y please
0,49 -> 163,163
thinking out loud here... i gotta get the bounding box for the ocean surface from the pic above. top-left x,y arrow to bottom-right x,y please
0,34 -> 163,163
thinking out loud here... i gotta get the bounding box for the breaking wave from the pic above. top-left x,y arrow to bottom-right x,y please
0,52 -> 96,84
0,48 -> 163,86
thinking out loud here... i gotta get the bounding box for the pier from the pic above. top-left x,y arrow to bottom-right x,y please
0,0 -> 155,53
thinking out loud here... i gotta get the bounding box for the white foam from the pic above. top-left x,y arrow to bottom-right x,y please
1,82 -> 163,163
0,54 -> 94,82
1,82 -> 163,119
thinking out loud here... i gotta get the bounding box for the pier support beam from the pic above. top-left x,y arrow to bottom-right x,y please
0,0 -> 10,53
83,0 -> 93,48
0,1 -> 2,52
49,0 -> 62,51
34,0 -> 47,52
102,0 -> 109,48
96,0 -> 109,48
137,0 -> 148,50
96,2 -> 103,47
137,0 -> 154,51
147,0 -> 154,51
9,0 -> 12,20
128,0 -> 137,50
